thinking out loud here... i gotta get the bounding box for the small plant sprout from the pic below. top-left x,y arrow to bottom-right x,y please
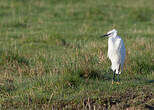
101,29 -> 126,84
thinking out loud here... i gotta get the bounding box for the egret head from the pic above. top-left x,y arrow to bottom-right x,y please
101,29 -> 117,38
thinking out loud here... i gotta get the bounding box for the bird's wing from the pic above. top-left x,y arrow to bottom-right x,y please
120,39 -> 126,63
116,39 -> 122,54
117,38 -> 126,70
115,38 -> 124,62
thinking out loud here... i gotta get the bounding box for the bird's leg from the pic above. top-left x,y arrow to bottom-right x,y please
112,70 -> 116,84
117,73 -> 120,84
116,74 -> 120,85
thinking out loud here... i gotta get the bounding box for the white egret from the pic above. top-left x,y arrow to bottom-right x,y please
101,29 -> 126,84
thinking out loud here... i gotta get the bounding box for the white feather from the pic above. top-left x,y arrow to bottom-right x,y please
106,29 -> 126,74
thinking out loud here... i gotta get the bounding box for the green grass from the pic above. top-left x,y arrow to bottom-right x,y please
0,0 -> 154,109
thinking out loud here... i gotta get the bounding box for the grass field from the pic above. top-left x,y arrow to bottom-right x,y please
0,0 -> 154,109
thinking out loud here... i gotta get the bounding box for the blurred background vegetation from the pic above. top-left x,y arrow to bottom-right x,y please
0,0 -> 153,109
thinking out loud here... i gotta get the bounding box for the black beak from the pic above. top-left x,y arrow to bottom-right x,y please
100,33 -> 111,38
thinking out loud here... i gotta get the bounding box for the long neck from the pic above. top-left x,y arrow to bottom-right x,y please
112,32 -> 117,38
108,33 -> 117,42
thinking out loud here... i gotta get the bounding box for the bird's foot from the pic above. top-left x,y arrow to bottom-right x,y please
116,82 -> 120,85
112,80 -> 114,84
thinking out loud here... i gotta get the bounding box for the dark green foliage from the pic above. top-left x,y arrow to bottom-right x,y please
0,50 -> 30,66
130,8 -> 153,22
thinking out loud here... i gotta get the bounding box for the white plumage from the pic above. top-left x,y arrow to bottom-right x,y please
101,29 -> 126,83
107,29 -> 125,74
